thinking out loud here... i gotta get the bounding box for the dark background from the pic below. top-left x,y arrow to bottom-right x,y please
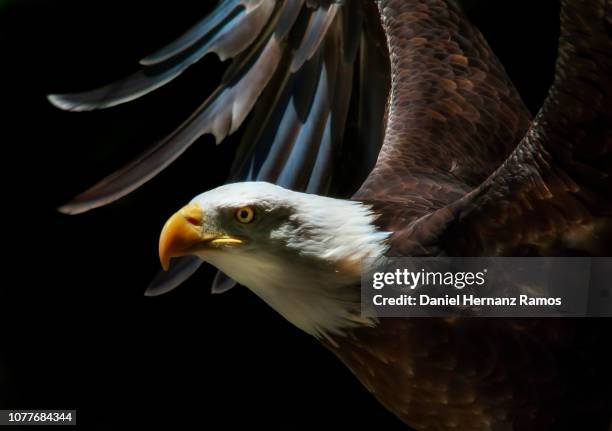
0,0 -> 559,429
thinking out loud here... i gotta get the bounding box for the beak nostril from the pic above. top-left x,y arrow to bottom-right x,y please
179,203 -> 203,226
186,216 -> 200,226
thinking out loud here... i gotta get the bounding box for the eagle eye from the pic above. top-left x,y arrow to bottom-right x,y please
235,206 -> 255,224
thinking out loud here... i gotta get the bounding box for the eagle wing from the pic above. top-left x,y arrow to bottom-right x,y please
50,0 -> 390,214
332,5 -> 611,429
354,0 -> 533,223
49,0 -> 390,293
397,0 -> 612,256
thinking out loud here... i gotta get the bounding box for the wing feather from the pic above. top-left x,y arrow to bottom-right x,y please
393,0 -> 612,257
48,0 -> 276,112
140,0 -> 249,66
53,1 -> 390,217
70,1 -> 391,293
290,5 -> 338,73
144,256 -> 203,297
306,113 -> 334,193
277,51 -> 333,189
354,0 -> 532,210
52,0 -> 390,292
58,34 -> 283,214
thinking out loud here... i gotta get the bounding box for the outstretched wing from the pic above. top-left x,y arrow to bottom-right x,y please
50,0 -> 390,215
397,0 -> 612,256
354,0 -> 533,224
49,0 -> 390,293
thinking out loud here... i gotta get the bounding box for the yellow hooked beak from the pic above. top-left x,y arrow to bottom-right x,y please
158,203 -> 245,271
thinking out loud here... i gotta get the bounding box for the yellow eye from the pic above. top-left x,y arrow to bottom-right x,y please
235,206 -> 255,224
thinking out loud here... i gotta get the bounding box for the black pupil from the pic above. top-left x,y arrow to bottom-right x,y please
240,210 -> 249,219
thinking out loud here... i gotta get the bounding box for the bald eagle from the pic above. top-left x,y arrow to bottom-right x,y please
50,0 -> 611,429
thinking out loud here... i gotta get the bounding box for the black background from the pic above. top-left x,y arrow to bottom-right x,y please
0,1 -> 559,429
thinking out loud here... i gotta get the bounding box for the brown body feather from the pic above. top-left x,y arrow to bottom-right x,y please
328,1 -> 612,429
327,318 -> 611,430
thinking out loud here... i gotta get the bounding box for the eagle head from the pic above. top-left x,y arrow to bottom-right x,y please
158,182 -> 388,337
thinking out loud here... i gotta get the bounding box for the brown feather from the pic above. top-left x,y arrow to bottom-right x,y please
335,1 -> 612,430
326,318 -> 612,430
401,0 -> 612,257
354,0 -> 532,215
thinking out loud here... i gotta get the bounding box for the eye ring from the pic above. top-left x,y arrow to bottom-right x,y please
235,206 -> 255,224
